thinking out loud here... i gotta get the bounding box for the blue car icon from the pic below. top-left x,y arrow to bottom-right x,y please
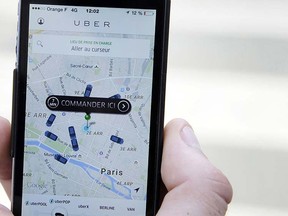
68,126 -> 76,139
68,126 -> 79,151
84,84 -> 93,97
109,94 -> 121,99
46,114 -> 56,127
110,135 -> 124,144
45,131 -> 58,141
71,138 -> 79,151
54,154 -> 68,164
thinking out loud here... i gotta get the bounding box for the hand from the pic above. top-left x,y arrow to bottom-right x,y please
157,118 -> 232,215
0,117 -> 232,216
0,116 -> 13,216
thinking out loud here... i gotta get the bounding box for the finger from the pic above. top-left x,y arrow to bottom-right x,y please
0,204 -> 14,216
157,118 -> 232,215
0,116 -> 12,198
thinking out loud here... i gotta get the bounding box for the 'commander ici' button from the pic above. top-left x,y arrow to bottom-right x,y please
46,95 -> 131,115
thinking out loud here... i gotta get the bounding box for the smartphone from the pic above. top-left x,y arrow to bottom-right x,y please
11,0 -> 170,215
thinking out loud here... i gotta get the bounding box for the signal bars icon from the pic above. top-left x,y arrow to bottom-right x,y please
32,6 -> 45,10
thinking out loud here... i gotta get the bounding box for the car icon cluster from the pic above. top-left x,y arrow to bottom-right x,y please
44,84 -> 129,165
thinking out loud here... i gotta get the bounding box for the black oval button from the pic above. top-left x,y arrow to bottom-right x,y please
46,95 -> 131,115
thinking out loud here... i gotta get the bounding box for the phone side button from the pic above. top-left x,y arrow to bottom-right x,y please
10,68 -> 18,158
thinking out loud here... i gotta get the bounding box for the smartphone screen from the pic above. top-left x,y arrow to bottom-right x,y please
14,2 -> 166,215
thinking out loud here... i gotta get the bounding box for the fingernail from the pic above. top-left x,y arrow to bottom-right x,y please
181,125 -> 201,150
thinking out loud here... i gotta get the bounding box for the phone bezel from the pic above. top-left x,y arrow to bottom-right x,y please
12,0 -> 170,215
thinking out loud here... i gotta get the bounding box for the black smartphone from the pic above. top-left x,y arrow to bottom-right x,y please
11,0 -> 170,215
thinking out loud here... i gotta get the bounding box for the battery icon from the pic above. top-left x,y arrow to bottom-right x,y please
144,11 -> 154,16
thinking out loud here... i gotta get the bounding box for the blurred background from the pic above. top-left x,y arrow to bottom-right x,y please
1,0 -> 288,215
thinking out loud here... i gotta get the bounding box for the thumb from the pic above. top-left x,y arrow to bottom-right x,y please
157,119 -> 232,216
0,204 -> 13,216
